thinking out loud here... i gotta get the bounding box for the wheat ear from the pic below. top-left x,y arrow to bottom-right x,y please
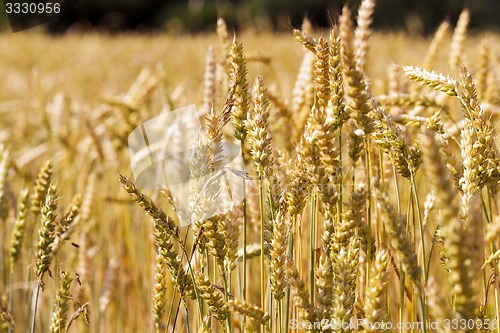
49,270 -> 73,333
31,160 -> 53,214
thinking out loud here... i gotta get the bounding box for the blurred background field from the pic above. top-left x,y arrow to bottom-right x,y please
0,28 -> 498,121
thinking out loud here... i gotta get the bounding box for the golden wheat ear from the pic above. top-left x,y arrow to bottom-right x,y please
229,37 -> 250,142
118,174 -> 180,241
449,9 -> 470,71
363,248 -> 390,333
195,270 -> 229,323
9,188 -> 29,268
34,184 -> 58,287
49,270 -> 73,333
31,159 -> 53,214
0,147 -> 10,221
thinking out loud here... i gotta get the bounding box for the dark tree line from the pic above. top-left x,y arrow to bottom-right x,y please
6,0 -> 498,33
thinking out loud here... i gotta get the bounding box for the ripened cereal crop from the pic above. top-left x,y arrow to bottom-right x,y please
1,1 -> 500,332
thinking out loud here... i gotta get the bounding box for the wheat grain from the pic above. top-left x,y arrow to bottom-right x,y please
354,0 -> 375,72
0,146 -> 10,220
377,191 -> 421,288
270,211 -> 289,301
331,243 -> 359,333
9,188 -> 29,267
293,29 -> 317,53
119,174 -> 180,241
247,76 -> 272,178
422,21 -> 449,70
286,257 -> 317,330
229,38 -> 250,141
362,248 -> 390,333
34,184 -> 58,286
202,45 -> 217,115
195,271 -> 228,323
403,66 -> 458,96
152,249 -> 168,330
477,39 -> 490,100
31,160 -> 53,214
449,9 -> 469,70
49,270 -> 73,333
315,249 -> 333,318
228,299 -> 270,326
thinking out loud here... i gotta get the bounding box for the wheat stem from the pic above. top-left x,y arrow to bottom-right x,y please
8,269 -> 13,333
409,170 -> 427,284
241,145 -> 248,306
309,192 -> 317,306
30,282 -> 41,333
364,138 -> 372,279
258,177 -> 266,332
284,215 -> 296,333
220,266 -> 232,333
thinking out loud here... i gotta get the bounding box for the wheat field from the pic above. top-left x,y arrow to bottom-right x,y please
1,1 -> 500,332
